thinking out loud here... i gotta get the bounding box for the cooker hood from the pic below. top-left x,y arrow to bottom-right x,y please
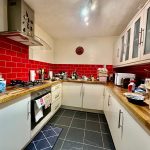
0,0 -> 42,46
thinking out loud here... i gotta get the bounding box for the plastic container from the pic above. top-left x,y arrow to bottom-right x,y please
128,80 -> 135,92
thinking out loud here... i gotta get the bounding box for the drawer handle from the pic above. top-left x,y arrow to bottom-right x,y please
118,109 -> 123,128
108,95 -> 111,106
55,104 -> 59,110
55,94 -> 60,99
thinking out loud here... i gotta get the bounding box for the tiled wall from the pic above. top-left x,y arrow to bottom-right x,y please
115,63 -> 150,79
0,38 -> 113,83
0,38 -> 53,83
53,64 -> 113,78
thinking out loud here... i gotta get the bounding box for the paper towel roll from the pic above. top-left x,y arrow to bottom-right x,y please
30,70 -> 36,81
48,71 -> 53,79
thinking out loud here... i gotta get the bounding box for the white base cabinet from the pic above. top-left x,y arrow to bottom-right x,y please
104,88 -> 150,150
0,95 -> 31,150
62,82 -> 83,108
62,82 -> 104,110
83,84 -> 104,110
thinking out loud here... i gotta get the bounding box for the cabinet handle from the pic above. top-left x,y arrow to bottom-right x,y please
80,85 -> 82,97
139,28 -> 144,45
103,88 -> 105,97
118,109 -> 123,128
108,95 -> 111,106
27,101 -> 30,120
117,48 -> 119,57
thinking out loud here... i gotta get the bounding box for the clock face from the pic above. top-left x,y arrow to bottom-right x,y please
76,46 -> 84,55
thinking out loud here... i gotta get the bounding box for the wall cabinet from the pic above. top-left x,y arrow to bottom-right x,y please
114,0 -> 150,67
0,95 -> 31,150
141,2 -> 150,60
104,88 -> 150,150
62,82 -> 104,110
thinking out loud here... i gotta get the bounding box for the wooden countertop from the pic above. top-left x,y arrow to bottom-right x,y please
0,81 -> 61,104
106,83 -> 150,134
1,80 -> 150,134
63,79 -> 106,84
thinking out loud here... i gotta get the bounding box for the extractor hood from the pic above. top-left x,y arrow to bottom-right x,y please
0,0 -> 42,46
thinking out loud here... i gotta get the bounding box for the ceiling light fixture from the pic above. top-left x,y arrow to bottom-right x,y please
91,1 -> 96,11
81,7 -> 89,17
84,16 -> 89,22
81,0 -> 97,26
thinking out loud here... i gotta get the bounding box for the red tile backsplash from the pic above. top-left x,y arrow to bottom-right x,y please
114,63 -> 150,79
0,37 -> 113,83
0,38 -> 53,83
53,64 -> 113,78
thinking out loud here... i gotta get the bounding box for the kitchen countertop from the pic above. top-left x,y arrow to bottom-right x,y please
106,83 -> 150,134
63,79 -> 107,84
0,80 -> 150,134
0,80 -> 62,105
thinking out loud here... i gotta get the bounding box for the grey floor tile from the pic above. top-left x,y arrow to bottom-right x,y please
55,108 -> 65,116
56,116 -> 72,126
62,141 -> 83,150
74,111 -> 86,119
71,118 -> 85,129
55,125 -> 69,140
100,123 -> 110,134
53,139 -> 64,150
87,112 -> 99,122
86,121 -> 100,132
99,114 -> 107,123
102,133 -> 116,150
84,130 -> 103,147
66,128 -> 84,143
62,109 -> 76,117
34,139 -> 50,150
83,144 -> 104,150
48,115 -> 60,125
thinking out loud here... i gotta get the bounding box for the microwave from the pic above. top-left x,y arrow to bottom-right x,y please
115,73 -> 136,86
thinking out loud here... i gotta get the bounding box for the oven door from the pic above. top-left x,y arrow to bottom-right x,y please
31,93 -> 51,130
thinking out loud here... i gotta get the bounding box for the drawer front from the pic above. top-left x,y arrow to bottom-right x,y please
51,99 -> 61,114
52,89 -> 62,103
51,83 -> 62,92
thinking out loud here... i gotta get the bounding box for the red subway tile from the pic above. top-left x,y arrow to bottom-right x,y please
0,54 -> 11,61
12,56 -> 21,62
6,62 -> 16,68
17,63 -> 25,68
0,61 -> 5,67
0,40 -> 11,50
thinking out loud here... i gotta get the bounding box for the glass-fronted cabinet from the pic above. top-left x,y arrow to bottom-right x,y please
130,12 -> 143,62
132,18 -> 141,58
141,2 -> 150,60
125,29 -> 131,61
120,36 -> 125,62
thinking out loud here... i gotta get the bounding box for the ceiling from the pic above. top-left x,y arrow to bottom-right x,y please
25,0 -> 148,39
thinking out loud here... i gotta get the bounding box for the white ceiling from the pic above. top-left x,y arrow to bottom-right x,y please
25,0 -> 148,39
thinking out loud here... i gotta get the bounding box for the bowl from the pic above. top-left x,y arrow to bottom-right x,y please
124,93 -> 145,105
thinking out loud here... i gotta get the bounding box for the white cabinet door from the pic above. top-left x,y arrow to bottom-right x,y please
108,94 -> 123,150
141,1 -> 150,60
103,88 -> 111,123
62,82 -> 82,107
83,84 -> 104,110
113,38 -> 121,66
130,12 -> 144,63
0,95 -> 31,150
121,108 -> 150,150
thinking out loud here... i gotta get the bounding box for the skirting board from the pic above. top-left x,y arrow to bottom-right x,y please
61,105 -> 104,114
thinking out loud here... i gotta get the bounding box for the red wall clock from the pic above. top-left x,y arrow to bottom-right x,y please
75,46 -> 84,55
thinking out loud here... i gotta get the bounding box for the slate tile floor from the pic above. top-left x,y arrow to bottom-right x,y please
51,108 -> 116,150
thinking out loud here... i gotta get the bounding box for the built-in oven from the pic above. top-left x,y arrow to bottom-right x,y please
31,87 -> 51,130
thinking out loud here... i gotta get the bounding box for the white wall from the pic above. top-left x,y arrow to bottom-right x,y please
29,24 -> 54,63
0,0 -> 7,31
54,37 -> 117,64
